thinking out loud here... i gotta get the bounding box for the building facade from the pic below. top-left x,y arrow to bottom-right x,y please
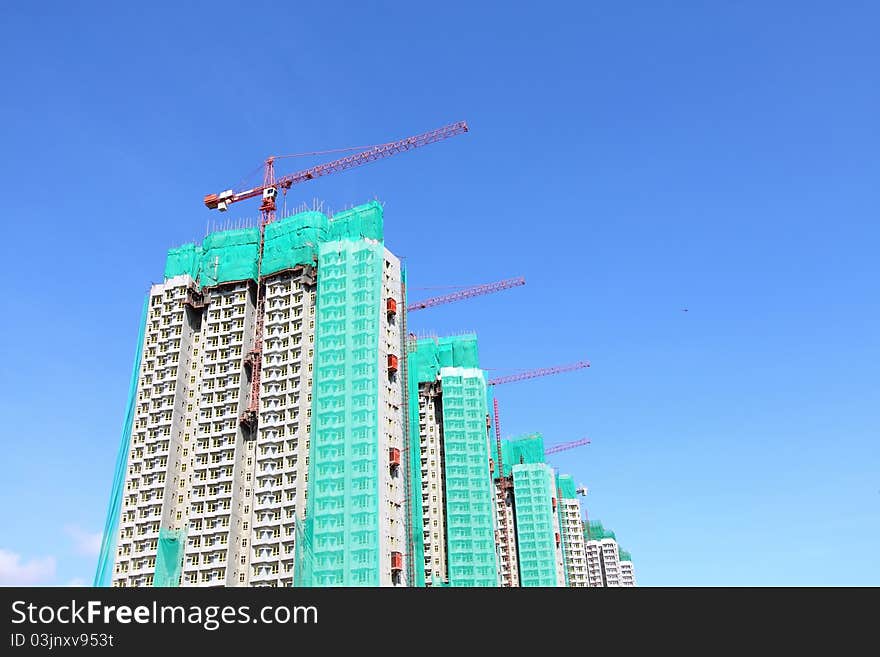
104,202 -> 407,587
584,521 -> 637,587
556,475 -> 589,587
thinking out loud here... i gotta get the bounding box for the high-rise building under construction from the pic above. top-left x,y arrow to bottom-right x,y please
97,202 -> 407,588
92,121 -> 637,589
584,521 -> 637,587
406,335 -> 498,587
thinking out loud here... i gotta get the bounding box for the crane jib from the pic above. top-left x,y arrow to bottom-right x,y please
205,120 -> 468,211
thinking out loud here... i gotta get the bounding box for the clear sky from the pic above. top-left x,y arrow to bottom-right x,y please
0,1 -> 877,586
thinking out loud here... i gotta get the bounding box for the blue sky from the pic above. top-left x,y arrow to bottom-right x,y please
0,1 -> 877,586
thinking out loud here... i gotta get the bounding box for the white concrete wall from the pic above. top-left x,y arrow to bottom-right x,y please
378,248 -> 405,586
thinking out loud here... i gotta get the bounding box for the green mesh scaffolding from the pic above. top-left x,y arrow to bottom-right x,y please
93,297 -> 149,587
153,528 -> 187,587
164,202 -> 383,287
501,433 -> 545,477
296,238 -> 383,586
557,474 -> 577,500
164,243 -> 202,280
513,463 -> 559,587
293,518 -> 315,587
618,548 -> 632,562
327,201 -> 383,242
585,520 -> 616,542
261,210 -> 329,276
440,366 -> 497,587
405,334 -> 481,587
198,227 -> 260,286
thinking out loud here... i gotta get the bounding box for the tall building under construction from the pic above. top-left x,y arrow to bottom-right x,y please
93,122 -> 638,588
584,521 -> 637,587
97,202 -> 409,588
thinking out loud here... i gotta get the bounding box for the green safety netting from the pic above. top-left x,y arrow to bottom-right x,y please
404,276 -> 427,588
153,527 -> 187,587
296,238 -> 384,586
440,367 -> 498,587
408,334 -> 480,382
164,243 -> 202,280
556,474 -> 577,500
585,520 -> 616,542
293,518 -> 314,587
93,297 -> 149,587
261,210 -> 328,276
405,333 -> 482,587
512,463 -> 559,587
327,201 -> 383,242
501,433 -> 545,477
618,548 -> 632,562
164,202 -> 385,287
430,574 -> 450,587
199,227 -> 261,286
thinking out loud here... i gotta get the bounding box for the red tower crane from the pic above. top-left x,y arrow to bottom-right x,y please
202,121 -> 469,430
488,360 -> 591,387
544,437 -> 592,456
407,276 -> 525,312
204,121 -> 469,219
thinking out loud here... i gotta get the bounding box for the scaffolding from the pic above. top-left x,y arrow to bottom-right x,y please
93,297 -> 149,587
512,463 -> 559,586
439,366 -> 497,586
296,238 -> 384,586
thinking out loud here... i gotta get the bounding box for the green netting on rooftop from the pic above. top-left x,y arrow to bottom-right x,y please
197,227 -> 261,286
556,474 -> 577,500
440,366 -> 497,587
153,527 -> 187,587
585,520 -> 616,542
164,243 -> 202,280
262,210 -> 328,276
501,433 -> 545,477
513,463 -> 560,587
93,297 -> 149,587
296,238 -> 383,586
328,201 -> 383,242
618,548 -> 632,562
409,334 -> 480,384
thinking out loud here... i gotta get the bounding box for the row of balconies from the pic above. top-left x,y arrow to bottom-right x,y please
185,538 -> 230,554
206,306 -> 246,322
189,504 -> 231,518
194,435 -> 236,449
191,449 -> 235,465
265,324 -> 304,338
250,548 -> 295,564
255,479 -> 296,493
199,392 -> 239,407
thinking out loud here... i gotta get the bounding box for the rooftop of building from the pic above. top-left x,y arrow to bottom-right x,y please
163,200 -> 384,286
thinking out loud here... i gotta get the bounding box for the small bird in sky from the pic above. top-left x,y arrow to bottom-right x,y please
681,308 -> 689,313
